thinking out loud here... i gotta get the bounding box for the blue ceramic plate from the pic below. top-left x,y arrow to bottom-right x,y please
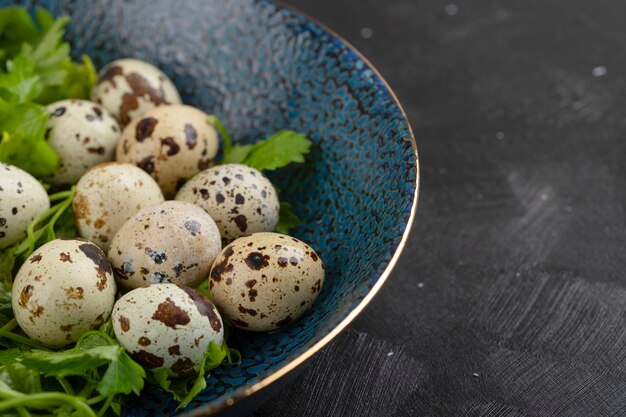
4,0 -> 419,415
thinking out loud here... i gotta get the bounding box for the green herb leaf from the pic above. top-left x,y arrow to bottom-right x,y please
206,115 -> 233,153
0,349 -> 23,366
208,115 -> 313,171
0,8 -> 39,66
61,54 -> 97,101
203,340 -> 229,372
110,396 -> 122,416
0,105 -> 59,178
222,143 -> 254,165
50,204 -> 78,239
74,330 -> 116,351
0,55 -> 42,104
152,341 -> 230,409
34,8 -> 55,33
0,362 -> 41,394
0,8 -> 96,178
206,114 -> 256,163
151,367 -> 172,392
19,15 -> 69,83
20,330 -> 145,400
0,285 -> 13,328
195,279 -> 211,298
0,246 -> 17,292
245,130 -> 312,171
98,350 -> 145,396
0,379 -> 97,416
178,341 -> 229,409
21,346 -> 118,377
275,202 -> 301,234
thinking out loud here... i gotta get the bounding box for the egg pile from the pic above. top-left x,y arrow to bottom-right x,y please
2,59 -> 324,377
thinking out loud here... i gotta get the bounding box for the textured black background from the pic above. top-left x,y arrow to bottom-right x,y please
252,1 -> 626,416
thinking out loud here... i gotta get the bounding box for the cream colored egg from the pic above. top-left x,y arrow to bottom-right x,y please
91,58 -> 181,126
209,232 -> 324,332
73,162 -> 164,250
44,99 -> 121,185
112,284 -> 223,377
0,163 -> 50,249
116,105 -> 219,198
11,239 -> 116,348
109,201 -> 221,289
175,164 -> 279,242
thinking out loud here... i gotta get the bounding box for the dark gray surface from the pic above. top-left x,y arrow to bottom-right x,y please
253,1 -> 626,416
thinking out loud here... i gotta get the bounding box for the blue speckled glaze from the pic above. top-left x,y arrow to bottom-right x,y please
3,0 -> 418,415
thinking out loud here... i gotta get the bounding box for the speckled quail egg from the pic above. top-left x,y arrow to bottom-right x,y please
0,163 -> 50,249
112,283 -> 223,377
44,99 -> 121,185
73,162 -> 165,250
91,58 -> 181,126
116,105 -> 219,198
12,238 -> 116,349
209,232 -> 324,332
109,201 -> 221,289
175,164 -> 279,242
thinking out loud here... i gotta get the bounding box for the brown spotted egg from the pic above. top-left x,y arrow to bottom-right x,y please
112,284 -> 224,377
209,232 -> 324,332
109,201 -> 221,289
0,164 -> 50,249
73,162 -> 165,250
116,105 -> 219,198
11,239 -> 116,349
91,58 -> 182,126
44,99 -> 121,185
175,164 -> 279,242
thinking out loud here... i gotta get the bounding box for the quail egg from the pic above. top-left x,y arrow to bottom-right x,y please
175,164 -> 279,242
112,283 -> 224,377
109,201 -> 221,289
11,238 -> 116,349
209,232 -> 324,332
73,162 -> 165,250
0,163 -> 50,249
91,58 -> 182,126
44,99 -> 121,185
116,105 -> 219,198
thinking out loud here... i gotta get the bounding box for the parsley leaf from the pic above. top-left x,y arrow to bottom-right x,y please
0,55 -> 42,103
222,143 -> 254,165
0,8 -> 40,66
99,349 -> 146,396
0,309 -> 136,417
206,115 -> 233,154
0,362 -> 41,394
276,202 -> 301,234
0,246 -> 17,292
22,345 -> 119,377
59,54 -> 96,102
0,8 -> 96,178
0,349 -> 23,366
0,107 -> 59,178
207,116 -> 313,171
0,285 -> 13,328
21,330 -> 145,398
241,130 -> 312,171
151,341 -> 231,409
